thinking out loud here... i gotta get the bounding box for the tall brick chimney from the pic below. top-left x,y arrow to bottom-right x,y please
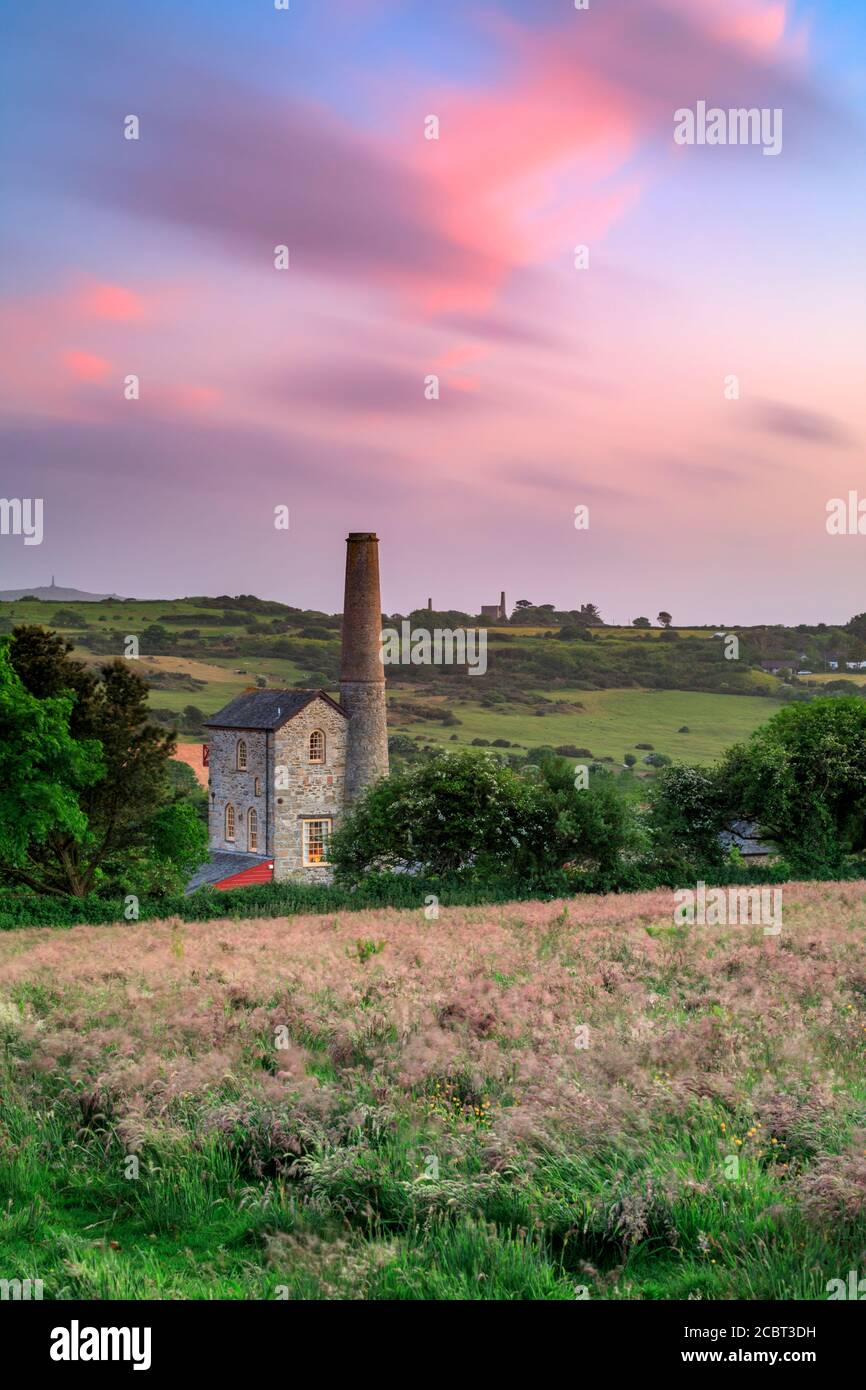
499,590 -> 506,620
340,533 -> 389,802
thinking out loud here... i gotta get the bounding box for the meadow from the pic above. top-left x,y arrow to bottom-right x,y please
394,688 -> 785,765
1,882 -> 864,1300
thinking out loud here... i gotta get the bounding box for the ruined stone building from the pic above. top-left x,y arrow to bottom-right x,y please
480,590 -> 507,621
196,533 -> 388,888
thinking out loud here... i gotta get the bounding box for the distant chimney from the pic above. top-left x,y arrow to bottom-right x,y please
499,590 -> 506,620
427,597 -> 432,611
340,533 -> 389,802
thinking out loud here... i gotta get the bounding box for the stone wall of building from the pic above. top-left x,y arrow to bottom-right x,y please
340,679 -> 389,803
207,727 -> 269,855
272,698 -> 348,883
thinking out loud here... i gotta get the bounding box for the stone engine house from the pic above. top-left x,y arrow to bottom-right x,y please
202,533 -> 388,884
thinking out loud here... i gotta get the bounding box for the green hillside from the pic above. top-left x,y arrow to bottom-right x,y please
1,594 -> 862,765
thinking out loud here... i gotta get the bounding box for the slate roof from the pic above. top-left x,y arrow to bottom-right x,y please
718,819 -> 777,858
185,851 -> 267,894
203,688 -> 345,731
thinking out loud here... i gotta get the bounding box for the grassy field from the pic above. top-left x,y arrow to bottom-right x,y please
1,882 -> 864,1300
136,656 -> 311,714
805,672 -> 866,686
392,688 -> 784,764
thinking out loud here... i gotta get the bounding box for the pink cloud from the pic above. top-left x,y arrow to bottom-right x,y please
76,281 -> 146,322
63,350 -> 112,382
53,0 -> 829,330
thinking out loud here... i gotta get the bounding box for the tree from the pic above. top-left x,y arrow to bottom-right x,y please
148,801 -> 207,878
632,616 -> 651,628
328,748 -> 632,887
578,603 -> 603,625
645,764 -> 729,875
720,697 -> 866,870
7,625 -> 97,729
181,704 -> 206,732
657,611 -> 672,628
0,639 -> 103,888
328,749 -> 546,880
514,600 -> 533,610
140,624 -> 173,653
535,755 -> 632,877
7,626 -> 179,897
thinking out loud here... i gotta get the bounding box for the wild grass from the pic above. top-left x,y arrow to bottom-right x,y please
1,882 -> 864,1299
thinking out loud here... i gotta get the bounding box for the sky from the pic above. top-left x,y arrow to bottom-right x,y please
1,0 -> 864,623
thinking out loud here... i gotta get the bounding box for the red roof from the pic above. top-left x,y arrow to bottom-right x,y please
213,861 -> 275,891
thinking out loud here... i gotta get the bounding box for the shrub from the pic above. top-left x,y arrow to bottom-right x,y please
327,749 -> 633,888
720,697 -> 866,871
328,750 -> 548,881
645,764 -> 729,875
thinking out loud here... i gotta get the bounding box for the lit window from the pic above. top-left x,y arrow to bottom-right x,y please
237,740 -> 248,771
303,818 -> 331,866
248,807 -> 258,852
225,804 -> 235,841
309,730 -> 325,763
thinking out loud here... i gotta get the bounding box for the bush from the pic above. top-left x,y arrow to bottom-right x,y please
720,697 -> 866,871
645,764 -> 729,875
328,749 -> 634,889
328,750 -> 549,881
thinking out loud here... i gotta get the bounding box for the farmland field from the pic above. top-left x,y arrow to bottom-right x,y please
392,688 -> 785,764
1,882 -> 864,1300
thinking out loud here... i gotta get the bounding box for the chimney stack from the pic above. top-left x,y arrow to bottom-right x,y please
340,533 -> 389,802
499,590 -> 506,620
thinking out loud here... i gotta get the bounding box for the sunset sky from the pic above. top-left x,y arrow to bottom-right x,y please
1,0 -> 864,622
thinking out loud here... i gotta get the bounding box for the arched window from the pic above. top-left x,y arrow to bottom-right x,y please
236,740 -> 248,771
248,807 -> 258,852
309,729 -> 325,764
225,804 -> 235,841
